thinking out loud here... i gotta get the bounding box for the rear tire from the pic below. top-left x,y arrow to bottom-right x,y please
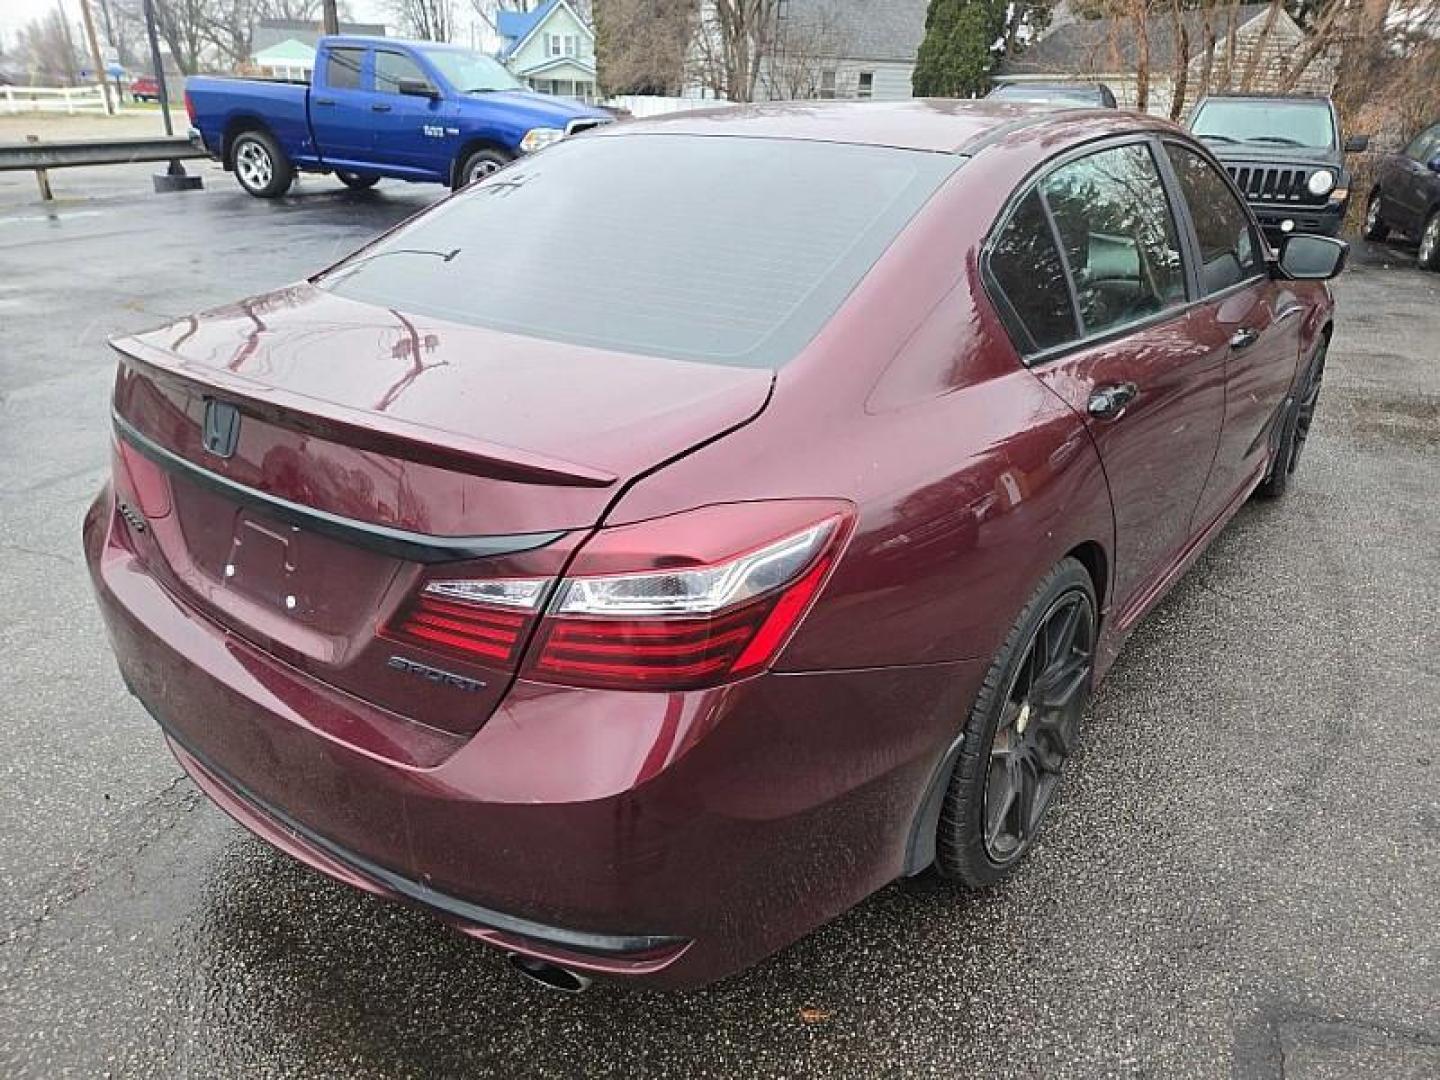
1362,191 -> 1390,242
336,171 -> 380,191
454,148 -> 511,190
935,558 -> 1097,888
231,129 -> 293,198
1419,211 -> 1440,272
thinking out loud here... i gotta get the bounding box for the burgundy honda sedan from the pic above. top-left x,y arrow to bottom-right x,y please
85,101 -> 1345,991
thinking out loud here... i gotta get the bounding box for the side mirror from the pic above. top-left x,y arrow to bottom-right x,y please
1343,134 -> 1369,153
1276,234 -> 1348,280
1428,154 -> 1440,174
397,77 -> 440,99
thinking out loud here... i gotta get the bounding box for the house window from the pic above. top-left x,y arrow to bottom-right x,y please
564,34 -> 577,56
858,71 -> 874,99
820,69 -> 836,99
548,33 -> 561,57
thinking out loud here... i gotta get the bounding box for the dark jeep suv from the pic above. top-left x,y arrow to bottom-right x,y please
1189,94 -> 1367,238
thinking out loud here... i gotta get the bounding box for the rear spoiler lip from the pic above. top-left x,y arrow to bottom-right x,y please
114,410 -> 568,564
110,336 -> 618,489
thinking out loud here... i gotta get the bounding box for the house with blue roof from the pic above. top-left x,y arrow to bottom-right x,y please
497,0 -> 598,103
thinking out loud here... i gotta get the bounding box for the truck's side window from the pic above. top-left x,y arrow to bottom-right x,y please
375,51 -> 427,94
1165,144 -> 1263,295
325,47 -> 365,91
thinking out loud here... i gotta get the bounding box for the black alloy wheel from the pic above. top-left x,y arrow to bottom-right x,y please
936,558 -> 1097,886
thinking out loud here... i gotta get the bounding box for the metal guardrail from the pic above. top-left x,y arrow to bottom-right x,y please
0,134 -> 206,200
0,135 -> 205,171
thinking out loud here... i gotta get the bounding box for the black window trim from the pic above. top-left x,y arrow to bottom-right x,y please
981,131 -> 1273,368
373,47 -> 430,95
323,44 -> 367,91
1157,135 -> 1270,304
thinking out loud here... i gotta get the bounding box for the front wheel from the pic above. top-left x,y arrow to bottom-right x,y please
935,558 -> 1097,887
1419,211 -> 1440,272
231,129 -> 293,198
454,148 -> 511,190
336,171 -> 379,191
1362,192 -> 1390,242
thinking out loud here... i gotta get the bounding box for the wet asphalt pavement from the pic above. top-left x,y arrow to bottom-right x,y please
1,162 -> 1437,1079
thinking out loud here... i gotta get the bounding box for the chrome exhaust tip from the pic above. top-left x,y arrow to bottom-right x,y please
506,953 -> 593,994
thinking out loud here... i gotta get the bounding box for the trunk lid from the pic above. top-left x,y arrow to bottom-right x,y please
110,284 -> 772,735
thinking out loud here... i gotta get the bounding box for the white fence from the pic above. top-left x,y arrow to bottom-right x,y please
602,95 -> 737,119
2,85 -> 118,115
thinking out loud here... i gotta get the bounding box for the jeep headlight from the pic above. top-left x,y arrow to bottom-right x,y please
520,127 -> 565,154
1307,169 -> 1336,197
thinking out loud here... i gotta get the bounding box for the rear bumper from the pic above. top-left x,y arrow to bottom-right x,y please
85,485 -> 981,987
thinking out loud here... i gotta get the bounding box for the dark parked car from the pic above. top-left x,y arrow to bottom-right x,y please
1363,118 -> 1440,271
85,101 -> 1345,991
988,81 -> 1118,108
1189,93 -> 1367,238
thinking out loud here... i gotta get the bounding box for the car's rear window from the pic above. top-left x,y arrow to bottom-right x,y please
319,134 -> 960,367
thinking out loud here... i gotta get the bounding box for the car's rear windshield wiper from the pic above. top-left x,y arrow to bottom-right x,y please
1197,133 -> 1238,143
1245,135 -> 1307,146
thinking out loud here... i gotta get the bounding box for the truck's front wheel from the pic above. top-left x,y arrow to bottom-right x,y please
454,148 -> 511,190
232,130 -> 293,198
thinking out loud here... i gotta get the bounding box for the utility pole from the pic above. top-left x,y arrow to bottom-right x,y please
141,0 -> 202,192
78,0 -> 116,114
323,0 -> 339,36
141,0 -> 172,135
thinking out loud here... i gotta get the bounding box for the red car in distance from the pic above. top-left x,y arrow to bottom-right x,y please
129,75 -> 160,102
84,101 -> 1345,991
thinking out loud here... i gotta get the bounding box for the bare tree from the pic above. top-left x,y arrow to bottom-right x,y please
1167,0 -> 1189,120
15,10 -> 84,82
762,0 -> 846,99
387,0 -> 455,41
691,0 -> 779,102
593,0 -> 690,95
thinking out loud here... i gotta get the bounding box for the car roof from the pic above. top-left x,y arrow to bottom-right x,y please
592,99 -> 1180,155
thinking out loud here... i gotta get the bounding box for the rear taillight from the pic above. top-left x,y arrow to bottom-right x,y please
529,503 -> 849,691
183,90 -> 195,124
381,577 -> 546,665
381,502 -> 850,690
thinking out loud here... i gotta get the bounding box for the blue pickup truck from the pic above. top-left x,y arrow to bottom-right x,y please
186,36 -> 612,198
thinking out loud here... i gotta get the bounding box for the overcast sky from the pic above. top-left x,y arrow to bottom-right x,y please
0,0 -> 401,47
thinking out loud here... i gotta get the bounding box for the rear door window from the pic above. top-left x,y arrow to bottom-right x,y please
1039,143 -> 1187,337
1165,144 -> 1264,294
324,47 -> 365,91
320,135 -> 959,368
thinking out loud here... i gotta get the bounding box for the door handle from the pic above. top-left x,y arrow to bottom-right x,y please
371,103 -> 392,112
1230,327 -> 1261,349
1087,382 -> 1138,421
313,97 -> 336,106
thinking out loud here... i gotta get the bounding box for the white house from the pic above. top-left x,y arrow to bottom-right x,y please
248,18 -> 387,81
496,0 -> 598,103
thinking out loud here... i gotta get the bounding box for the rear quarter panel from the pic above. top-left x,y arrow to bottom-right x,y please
606,146 -> 1116,673
187,76 -> 314,166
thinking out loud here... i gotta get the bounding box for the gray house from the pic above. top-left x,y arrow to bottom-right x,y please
755,0 -> 929,102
